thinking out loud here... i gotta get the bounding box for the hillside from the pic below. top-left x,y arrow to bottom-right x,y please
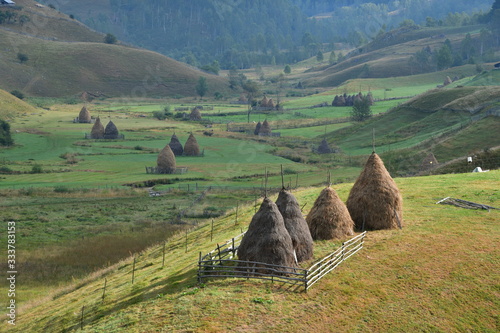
0,1 -> 229,98
0,89 -> 37,119
11,171 -> 499,332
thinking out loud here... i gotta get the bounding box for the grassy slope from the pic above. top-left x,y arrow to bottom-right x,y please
0,89 -> 37,119
12,170 -> 499,332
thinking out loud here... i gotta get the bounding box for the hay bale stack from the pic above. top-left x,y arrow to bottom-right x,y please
421,153 -> 439,171
156,144 -> 176,174
346,152 -> 403,230
276,189 -> 313,262
306,187 -> 354,240
238,197 -> 297,273
168,134 -> 184,156
78,106 -> 91,123
103,120 -> 119,139
259,119 -> 272,136
184,133 -> 200,156
190,107 -> 202,121
317,139 -> 332,154
254,121 -> 262,135
90,117 -> 104,139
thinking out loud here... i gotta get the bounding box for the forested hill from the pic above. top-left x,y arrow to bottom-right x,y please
38,0 -> 493,69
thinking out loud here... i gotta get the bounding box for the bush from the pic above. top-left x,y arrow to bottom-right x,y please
152,111 -> 167,120
31,164 -> 43,174
10,90 -> 24,99
17,53 -> 29,63
104,33 -> 117,44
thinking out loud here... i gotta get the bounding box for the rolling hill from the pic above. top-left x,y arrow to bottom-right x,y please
0,89 -> 37,119
0,0 -> 229,98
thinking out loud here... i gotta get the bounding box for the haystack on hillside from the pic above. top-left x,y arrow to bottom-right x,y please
306,186 -> 354,240
190,107 -> 202,121
259,119 -> 272,136
156,144 -> 176,174
317,139 -> 332,154
78,106 -> 91,123
238,197 -> 297,272
103,120 -> 119,139
346,152 -> 403,230
267,99 -> 275,109
254,121 -> 262,135
90,117 -> 104,139
421,153 -> 439,171
184,133 -> 200,156
168,134 -> 184,156
276,189 -> 313,262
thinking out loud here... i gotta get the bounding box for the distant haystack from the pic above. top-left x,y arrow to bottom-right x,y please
443,76 -> 452,86
276,189 -> 314,262
156,144 -> 176,174
184,133 -> 200,156
78,106 -> 91,123
190,107 -> 202,121
421,153 -> 439,171
261,95 -> 268,107
254,121 -> 262,135
317,139 -> 332,154
90,117 -> 104,139
267,98 -> 275,109
346,152 -> 403,230
259,119 -> 272,136
306,186 -> 354,240
238,197 -> 297,273
103,120 -> 119,139
168,134 -> 184,156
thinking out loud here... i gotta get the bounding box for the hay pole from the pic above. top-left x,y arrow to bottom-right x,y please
280,164 -> 285,189
162,241 -> 166,268
101,278 -> 107,302
235,202 -> 239,225
210,219 -> 214,241
131,257 -> 136,284
80,305 -> 85,330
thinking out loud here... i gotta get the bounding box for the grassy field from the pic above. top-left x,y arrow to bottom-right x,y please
6,170 -> 498,332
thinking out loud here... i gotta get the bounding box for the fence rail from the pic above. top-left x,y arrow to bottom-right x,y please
198,231 -> 366,292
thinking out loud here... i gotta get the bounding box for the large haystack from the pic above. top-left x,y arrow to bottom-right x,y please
238,197 -> 297,273
90,117 -> 104,139
184,133 -> 200,156
254,121 -> 262,135
275,189 -> 313,262
168,134 -> 184,156
346,152 -> 403,230
259,119 -> 272,136
156,144 -> 176,174
78,106 -> 91,123
189,107 -> 202,121
103,120 -> 119,139
317,139 -> 332,154
306,186 -> 354,240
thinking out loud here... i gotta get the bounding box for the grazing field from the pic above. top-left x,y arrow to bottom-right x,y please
8,170 -> 499,332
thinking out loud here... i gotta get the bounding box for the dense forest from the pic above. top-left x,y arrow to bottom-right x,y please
40,0 -> 495,69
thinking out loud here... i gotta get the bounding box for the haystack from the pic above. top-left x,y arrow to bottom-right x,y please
306,186 -> 354,240
90,117 -> 104,139
443,76 -> 452,86
261,95 -> 268,107
78,106 -> 91,123
267,99 -> 275,109
190,107 -> 202,121
259,119 -> 271,136
103,120 -> 119,139
183,133 -> 200,156
168,134 -> 184,156
156,144 -> 176,174
254,121 -> 262,135
275,189 -> 313,262
317,139 -> 332,154
421,153 -> 439,171
346,152 -> 403,230
238,197 -> 297,273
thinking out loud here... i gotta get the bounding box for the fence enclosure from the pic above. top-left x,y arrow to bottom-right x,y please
198,231 -> 366,292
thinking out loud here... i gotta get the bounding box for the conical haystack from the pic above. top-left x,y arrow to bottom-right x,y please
189,107 -> 202,121
276,189 -> 313,262
238,197 -> 297,273
156,144 -> 176,174
90,117 -> 104,139
254,121 -> 262,135
104,120 -> 119,139
78,106 -> 91,123
317,139 -> 332,154
306,186 -> 354,240
184,133 -> 200,156
168,134 -> 184,156
346,152 -> 403,230
259,119 -> 271,136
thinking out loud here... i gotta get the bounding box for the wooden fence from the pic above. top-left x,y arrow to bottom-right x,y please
198,231 -> 366,292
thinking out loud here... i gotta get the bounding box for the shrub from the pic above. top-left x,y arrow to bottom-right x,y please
10,90 -> 24,99
31,164 -> 43,174
17,53 -> 29,63
152,111 -> 167,120
104,33 -> 117,44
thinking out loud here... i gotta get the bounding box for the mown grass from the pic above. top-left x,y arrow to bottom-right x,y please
9,170 -> 499,332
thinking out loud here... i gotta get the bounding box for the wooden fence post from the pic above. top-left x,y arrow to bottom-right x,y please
80,305 -> 85,330
185,230 -> 188,253
102,278 -> 107,302
131,257 -> 136,284
162,241 -> 166,268
210,219 -> 214,242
